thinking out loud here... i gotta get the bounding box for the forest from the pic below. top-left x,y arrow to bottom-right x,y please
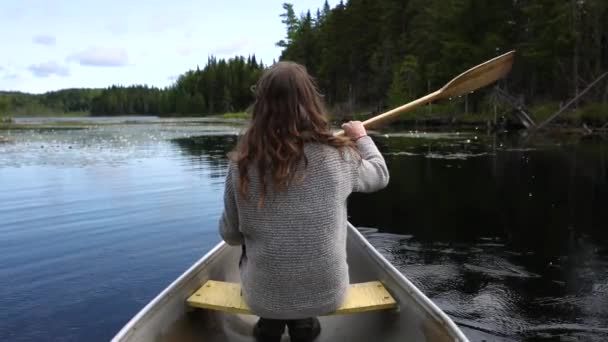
276,0 -> 608,124
1,0 -> 607,124
0,56 -> 264,117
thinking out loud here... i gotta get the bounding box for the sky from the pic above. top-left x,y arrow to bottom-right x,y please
0,0 -> 334,94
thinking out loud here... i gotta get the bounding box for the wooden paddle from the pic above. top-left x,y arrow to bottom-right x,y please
335,50 -> 516,136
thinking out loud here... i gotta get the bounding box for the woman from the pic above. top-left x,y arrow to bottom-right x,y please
219,61 -> 389,342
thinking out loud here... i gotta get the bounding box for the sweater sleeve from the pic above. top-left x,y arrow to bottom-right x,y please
353,136 -> 390,193
219,164 -> 244,245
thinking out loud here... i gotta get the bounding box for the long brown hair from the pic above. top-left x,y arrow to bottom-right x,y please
230,61 -> 354,205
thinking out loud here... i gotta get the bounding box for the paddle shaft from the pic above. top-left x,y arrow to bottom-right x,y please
333,91 -> 440,137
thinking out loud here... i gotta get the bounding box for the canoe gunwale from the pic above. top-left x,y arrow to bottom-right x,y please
347,224 -> 469,341
111,242 -> 229,341
112,223 -> 469,341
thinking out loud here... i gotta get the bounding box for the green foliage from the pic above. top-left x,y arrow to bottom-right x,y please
565,103 -> 608,125
520,101 -> 608,126
161,55 -> 264,116
276,3 -> 300,48
277,0 -> 608,119
1,88 -> 102,116
388,55 -> 420,108
0,89 -> 100,116
529,102 -> 561,123
0,96 -> 9,114
90,85 -> 165,116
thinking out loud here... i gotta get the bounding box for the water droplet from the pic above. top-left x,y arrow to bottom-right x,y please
529,193 -> 533,197
466,139 -> 471,143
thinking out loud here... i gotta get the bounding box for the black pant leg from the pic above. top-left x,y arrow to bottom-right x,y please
286,317 -> 321,342
253,317 -> 287,342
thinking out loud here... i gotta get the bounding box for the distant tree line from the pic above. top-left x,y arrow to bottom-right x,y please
0,55 -> 264,116
0,89 -> 101,116
90,56 -> 264,116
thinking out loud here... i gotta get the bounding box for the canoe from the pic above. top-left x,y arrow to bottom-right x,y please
112,223 -> 469,342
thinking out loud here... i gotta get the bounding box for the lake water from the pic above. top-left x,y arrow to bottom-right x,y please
1,119 -> 607,341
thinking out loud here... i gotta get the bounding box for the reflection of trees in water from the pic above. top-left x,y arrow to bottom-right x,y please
172,135 -> 238,178
349,135 -> 608,251
349,132 -> 608,300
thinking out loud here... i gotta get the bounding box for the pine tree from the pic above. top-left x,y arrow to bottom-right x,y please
276,3 -> 300,48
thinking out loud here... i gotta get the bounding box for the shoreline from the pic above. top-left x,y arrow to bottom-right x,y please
2,111 -> 607,135
2,119 -> 606,137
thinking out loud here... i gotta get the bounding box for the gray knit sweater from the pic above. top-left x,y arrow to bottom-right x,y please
219,136 -> 389,319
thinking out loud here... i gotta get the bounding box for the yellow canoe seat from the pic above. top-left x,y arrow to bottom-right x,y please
187,280 -> 397,315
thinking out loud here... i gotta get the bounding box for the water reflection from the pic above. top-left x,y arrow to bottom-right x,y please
351,134 -> 608,341
3,123 -> 606,342
0,124 -> 233,342
171,135 -> 238,179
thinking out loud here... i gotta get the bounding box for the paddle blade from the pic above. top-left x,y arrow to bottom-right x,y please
439,50 -> 515,98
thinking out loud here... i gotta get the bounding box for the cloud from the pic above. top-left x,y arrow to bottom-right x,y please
67,47 -> 129,67
33,34 -> 57,46
212,39 -> 250,56
0,5 -> 25,22
28,61 -> 70,78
